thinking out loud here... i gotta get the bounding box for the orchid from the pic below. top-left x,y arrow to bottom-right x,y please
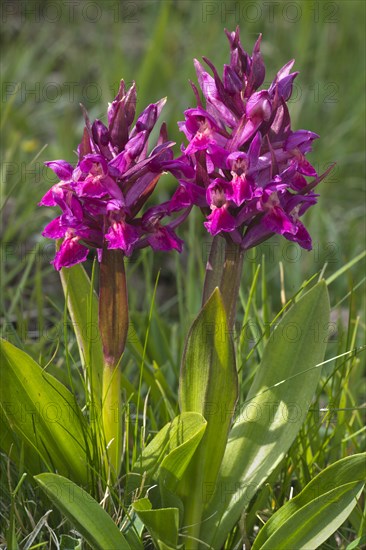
39,82 -> 195,478
3,19 -> 364,550
40,81 -> 188,270
172,27 -> 333,251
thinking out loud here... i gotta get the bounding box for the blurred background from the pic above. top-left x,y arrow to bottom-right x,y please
1,0 -> 365,353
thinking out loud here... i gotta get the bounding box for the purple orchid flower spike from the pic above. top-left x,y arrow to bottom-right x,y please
172,27 -> 333,252
40,81 -> 186,270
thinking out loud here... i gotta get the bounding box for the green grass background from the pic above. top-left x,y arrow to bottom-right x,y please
1,0 -> 365,547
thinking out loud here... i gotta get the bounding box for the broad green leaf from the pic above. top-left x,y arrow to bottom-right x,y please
60,534 -> 82,550
0,408 -> 41,474
156,544 -> 177,550
60,263 -> 103,408
201,281 -> 330,549
252,453 -> 366,549
179,288 -> 238,496
159,419 -> 207,491
158,484 -> 184,516
0,339 -> 88,483
129,412 -> 206,493
35,473 -> 131,550
132,498 -> 179,550
122,505 -> 145,549
257,482 -> 363,550
123,523 -> 144,550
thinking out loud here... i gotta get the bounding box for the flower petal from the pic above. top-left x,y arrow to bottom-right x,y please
53,236 -> 89,270
105,220 -> 140,256
39,186 -> 58,206
226,175 -> 254,206
263,205 -> 297,235
204,206 -> 236,235
42,216 -> 67,239
44,160 -> 74,180
284,221 -> 312,250
147,226 -> 184,252
285,130 -> 319,151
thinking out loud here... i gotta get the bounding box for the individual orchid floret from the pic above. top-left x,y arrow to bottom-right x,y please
172,27 -> 333,251
40,81 -> 187,270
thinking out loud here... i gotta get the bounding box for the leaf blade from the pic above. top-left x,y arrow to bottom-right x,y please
129,412 -> 207,493
60,263 -> 103,408
179,288 -> 238,496
258,481 -> 364,550
252,453 -> 366,549
201,281 -> 330,548
132,499 -> 179,549
0,339 -> 88,483
35,473 -> 131,550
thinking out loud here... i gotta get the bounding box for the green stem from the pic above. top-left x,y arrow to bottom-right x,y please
179,446 -> 205,550
203,236 -> 244,330
202,235 -> 224,306
99,248 -> 128,480
220,238 -> 244,331
102,363 -> 122,479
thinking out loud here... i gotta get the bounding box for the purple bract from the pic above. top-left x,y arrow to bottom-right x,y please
171,27 -> 332,250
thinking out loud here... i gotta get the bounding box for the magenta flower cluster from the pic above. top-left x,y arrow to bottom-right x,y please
170,27 -> 329,251
41,28 -> 329,269
40,81 -> 189,269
